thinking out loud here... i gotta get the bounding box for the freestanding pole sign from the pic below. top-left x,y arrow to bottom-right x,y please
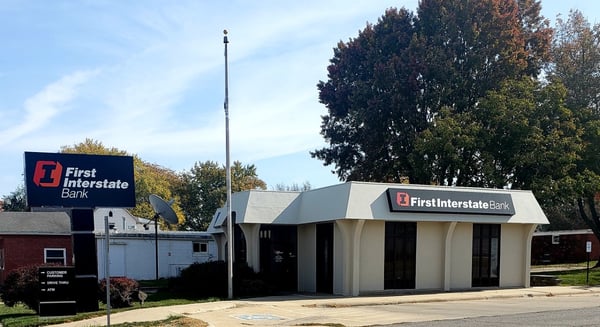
24,151 -> 135,314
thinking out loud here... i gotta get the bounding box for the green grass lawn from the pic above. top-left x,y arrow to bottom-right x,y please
0,287 -> 218,327
542,267 -> 600,285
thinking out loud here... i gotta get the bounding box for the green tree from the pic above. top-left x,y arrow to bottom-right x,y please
312,0 -> 552,184
414,0 -> 544,115
410,78 -> 580,193
313,8 -> 423,182
61,139 -> 184,228
550,10 -> 600,114
177,161 -> 266,231
548,10 -> 600,255
1,185 -> 27,212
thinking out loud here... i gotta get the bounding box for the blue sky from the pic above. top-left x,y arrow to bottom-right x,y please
0,1 -> 598,197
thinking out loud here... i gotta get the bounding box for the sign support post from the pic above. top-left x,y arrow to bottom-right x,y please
105,211 -> 112,326
586,241 -> 592,285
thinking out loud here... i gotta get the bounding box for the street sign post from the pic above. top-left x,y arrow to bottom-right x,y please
586,241 -> 592,285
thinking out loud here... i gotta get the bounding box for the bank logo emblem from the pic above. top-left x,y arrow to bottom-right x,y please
396,192 -> 410,206
33,161 -> 63,187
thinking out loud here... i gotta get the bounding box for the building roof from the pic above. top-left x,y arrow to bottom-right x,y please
208,182 -> 549,233
0,211 -> 71,235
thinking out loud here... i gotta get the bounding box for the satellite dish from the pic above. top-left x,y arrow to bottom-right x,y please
149,194 -> 178,225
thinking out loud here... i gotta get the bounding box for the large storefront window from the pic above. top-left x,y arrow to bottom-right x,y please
384,221 -> 416,289
472,224 -> 501,287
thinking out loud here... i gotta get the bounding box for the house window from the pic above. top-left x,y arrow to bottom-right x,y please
0,249 -> 4,270
45,248 -> 66,265
551,234 -> 560,245
193,242 -> 208,255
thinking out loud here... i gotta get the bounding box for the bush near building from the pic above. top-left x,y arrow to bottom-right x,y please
169,260 -> 273,298
98,277 -> 140,308
1,265 -> 40,313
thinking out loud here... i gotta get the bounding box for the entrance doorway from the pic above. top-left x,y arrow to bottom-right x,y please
259,225 -> 297,292
316,223 -> 334,293
384,221 -> 416,289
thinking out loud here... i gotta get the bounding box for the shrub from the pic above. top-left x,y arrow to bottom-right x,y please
170,260 -> 227,298
1,265 -> 41,312
233,263 -> 274,297
98,277 -> 139,308
170,261 -> 273,298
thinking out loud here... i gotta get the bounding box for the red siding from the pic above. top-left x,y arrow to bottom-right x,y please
0,235 -> 73,284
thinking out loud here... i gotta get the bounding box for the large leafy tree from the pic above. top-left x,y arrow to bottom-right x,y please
551,10 -> 600,114
177,161 -> 266,231
411,78 -> 580,195
313,8 -> 423,182
61,139 -> 184,227
313,0 -> 552,184
547,10 -> 600,248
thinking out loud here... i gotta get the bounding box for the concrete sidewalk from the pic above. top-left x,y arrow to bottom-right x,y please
48,286 -> 600,327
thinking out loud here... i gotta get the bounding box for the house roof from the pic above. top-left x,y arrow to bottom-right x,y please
0,211 -> 71,235
208,181 -> 549,233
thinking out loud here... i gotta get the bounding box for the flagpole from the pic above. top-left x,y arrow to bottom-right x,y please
223,29 -> 234,300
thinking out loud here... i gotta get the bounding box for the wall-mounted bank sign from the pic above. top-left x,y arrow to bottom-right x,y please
386,188 -> 515,216
24,152 -> 135,208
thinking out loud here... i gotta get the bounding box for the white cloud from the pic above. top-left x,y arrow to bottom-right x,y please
0,70 -> 98,146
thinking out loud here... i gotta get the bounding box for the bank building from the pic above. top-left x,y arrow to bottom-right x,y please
208,182 -> 547,296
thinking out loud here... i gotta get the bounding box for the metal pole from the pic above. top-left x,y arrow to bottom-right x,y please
104,211 -> 112,326
155,214 -> 159,281
224,29 -> 234,299
586,240 -> 592,285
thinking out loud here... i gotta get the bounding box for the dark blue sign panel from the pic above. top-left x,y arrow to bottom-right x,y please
24,152 -> 135,208
386,188 -> 515,216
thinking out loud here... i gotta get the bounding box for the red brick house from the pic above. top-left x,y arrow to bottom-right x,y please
0,212 -> 73,284
532,229 -> 600,265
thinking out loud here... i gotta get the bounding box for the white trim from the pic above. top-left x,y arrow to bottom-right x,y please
44,248 -> 66,265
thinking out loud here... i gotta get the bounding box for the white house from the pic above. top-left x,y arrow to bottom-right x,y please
93,208 -> 217,280
208,182 -> 549,296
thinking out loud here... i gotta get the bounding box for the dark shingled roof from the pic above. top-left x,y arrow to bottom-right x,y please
0,212 -> 71,235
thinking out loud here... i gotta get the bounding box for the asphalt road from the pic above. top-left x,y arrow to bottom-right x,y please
393,307 -> 600,326
378,294 -> 600,326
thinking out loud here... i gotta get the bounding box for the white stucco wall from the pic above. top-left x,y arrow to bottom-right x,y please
416,221 -> 444,289
500,224 -> 528,287
359,220 -> 384,293
450,223 -> 473,289
298,224 -> 316,292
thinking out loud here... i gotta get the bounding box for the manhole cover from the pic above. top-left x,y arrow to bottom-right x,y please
235,314 -> 285,321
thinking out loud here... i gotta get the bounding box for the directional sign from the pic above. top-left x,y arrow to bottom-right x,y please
39,266 -> 76,316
